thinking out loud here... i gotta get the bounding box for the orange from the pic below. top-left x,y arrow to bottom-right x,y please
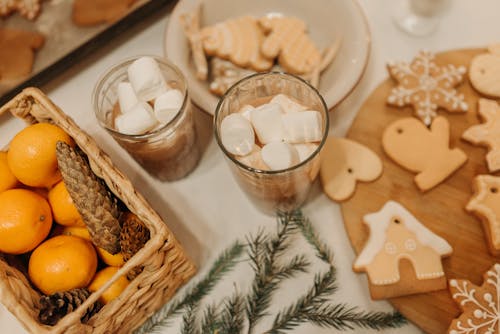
96,247 -> 125,267
0,189 -> 52,254
28,235 -> 97,295
48,181 -> 85,227
7,123 -> 74,188
56,225 -> 91,241
0,151 -> 18,192
88,267 -> 129,304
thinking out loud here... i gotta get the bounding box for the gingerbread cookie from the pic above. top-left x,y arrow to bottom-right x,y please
466,175 -> 500,256
259,16 -> 321,75
200,16 -> 274,71
209,58 -> 255,96
0,28 -> 44,82
320,137 -> 383,202
353,201 -> 452,300
448,263 -> 500,334
0,0 -> 42,20
469,44 -> 500,98
387,50 -> 468,125
382,116 -> 467,192
462,99 -> 500,172
72,0 -> 137,26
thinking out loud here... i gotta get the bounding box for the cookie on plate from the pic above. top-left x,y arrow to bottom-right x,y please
353,200 -> 452,300
72,0 -> 137,26
387,50 -> 468,125
469,44 -> 500,98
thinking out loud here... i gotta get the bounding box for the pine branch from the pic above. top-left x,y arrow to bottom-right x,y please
266,268 -> 337,333
303,304 -> 407,330
274,254 -> 310,280
181,303 -> 197,334
290,210 -> 334,265
246,215 -> 301,333
199,304 -> 219,334
219,293 -> 246,334
135,241 -> 245,334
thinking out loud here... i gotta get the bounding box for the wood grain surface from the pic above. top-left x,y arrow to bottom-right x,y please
341,48 -> 498,334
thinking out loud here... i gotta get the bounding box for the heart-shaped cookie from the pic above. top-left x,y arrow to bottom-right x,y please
320,137 -> 383,202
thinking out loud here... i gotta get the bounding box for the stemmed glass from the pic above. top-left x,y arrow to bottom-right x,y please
393,0 -> 449,37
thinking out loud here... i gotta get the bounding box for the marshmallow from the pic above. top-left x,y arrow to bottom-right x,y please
282,110 -> 323,143
271,94 -> 307,113
220,113 -> 255,156
293,143 -> 319,162
261,142 -> 300,170
250,103 -> 286,144
117,82 -> 139,113
236,145 -> 269,170
114,102 -> 158,135
127,56 -> 168,102
239,104 -> 255,121
154,89 -> 184,124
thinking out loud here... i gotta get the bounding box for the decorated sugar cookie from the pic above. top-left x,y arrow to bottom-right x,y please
466,175 -> 500,256
0,0 -> 42,20
259,16 -> 321,75
200,16 -> 274,71
448,263 -> 500,334
462,99 -> 500,172
353,201 -> 452,300
382,116 -> 467,192
320,137 -> 383,202
469,44 -> 500,98
387,50 -> 468,125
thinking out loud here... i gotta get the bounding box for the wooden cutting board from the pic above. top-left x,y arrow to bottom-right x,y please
340,48 -> 499,334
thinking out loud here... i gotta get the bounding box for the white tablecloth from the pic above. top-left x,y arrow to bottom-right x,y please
1,1 -> 499,333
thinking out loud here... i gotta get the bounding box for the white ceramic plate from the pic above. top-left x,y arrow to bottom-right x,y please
164,0 -> 371,115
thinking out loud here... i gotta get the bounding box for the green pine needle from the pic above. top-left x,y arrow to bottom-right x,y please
219,293 -> 246,334
135,241 -> 245,334
181,303 -> 197,334
199,304 -> 219,334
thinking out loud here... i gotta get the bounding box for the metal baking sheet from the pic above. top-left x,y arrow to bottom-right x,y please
0,0 -> 175,105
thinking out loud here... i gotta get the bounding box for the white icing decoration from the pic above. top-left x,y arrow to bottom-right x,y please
385,242 -> 397,255
354,201 -> 452,269
450,264 -> 500,333
405,238 -> 417,251
387,50 -> 468,125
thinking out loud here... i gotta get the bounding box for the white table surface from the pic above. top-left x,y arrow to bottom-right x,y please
1,1 -> 499,333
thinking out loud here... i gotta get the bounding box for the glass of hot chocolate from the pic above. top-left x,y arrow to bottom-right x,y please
214,72 -> 329,214
93,56 -> 200,181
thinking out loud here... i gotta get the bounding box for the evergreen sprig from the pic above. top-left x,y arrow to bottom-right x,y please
199,304 -> 219,334
219,293 -> 246,334
181,303 -> 197,334
135,241 -> 245,334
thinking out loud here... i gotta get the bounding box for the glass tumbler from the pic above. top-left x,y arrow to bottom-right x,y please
214,72 -> 329,215
93,56 -> 200,181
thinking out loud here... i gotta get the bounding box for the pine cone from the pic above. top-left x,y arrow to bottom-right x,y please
56,141 -> 122,254
38,288 -> 102,326
120,212 -> 150,280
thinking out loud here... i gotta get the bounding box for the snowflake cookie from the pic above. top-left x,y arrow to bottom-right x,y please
449,263 -> 500,334
387,50 -> 468,126
0,0 -> 42,20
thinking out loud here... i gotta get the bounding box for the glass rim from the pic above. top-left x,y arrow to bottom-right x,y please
91,55 -> 188,140
213,71 -> 330,175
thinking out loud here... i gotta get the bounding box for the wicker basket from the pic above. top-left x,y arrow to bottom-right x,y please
0,88 -> 196,334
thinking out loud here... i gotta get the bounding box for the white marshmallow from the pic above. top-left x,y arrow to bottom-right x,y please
250,103 -> 286,144
220,113 -> 255,156
271,94 -> 307,113
154,89 -> 184,124
261,142 -> 300,170
117,82 -> 139,113
239,104 -> 255,121
114,102 -> 158,135
293,143 -> 319,162
127,56 -> 168,102
236,145 -> 269,170
282,110 -> 323,143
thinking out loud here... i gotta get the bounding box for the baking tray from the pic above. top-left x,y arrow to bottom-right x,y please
0,0 -> 176,105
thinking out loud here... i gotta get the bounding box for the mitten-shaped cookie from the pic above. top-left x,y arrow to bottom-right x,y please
382,116 -> 467,191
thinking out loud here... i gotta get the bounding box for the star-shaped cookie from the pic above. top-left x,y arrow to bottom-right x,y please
462,98 -> 500,172
448,263 -> 500,334
387,50 -> 468,126
466,175 -> 500,256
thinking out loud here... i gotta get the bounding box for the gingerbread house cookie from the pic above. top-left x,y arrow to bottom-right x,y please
448,263 -> 500,334
462,98 -> 500,173
353,200 -> 452,300
387,50 -> 468,125
466,174 -> 500,256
